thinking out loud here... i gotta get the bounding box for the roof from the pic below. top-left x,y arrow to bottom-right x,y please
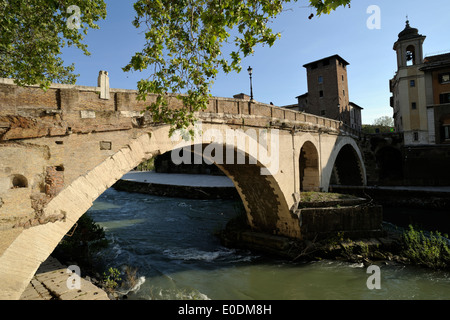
303,54 -> 349,68
295,93 -> 308,99
424,53 -> 450,64
349,102 -> 364,110
397,20 -> 424,41
421,53 -> 450,71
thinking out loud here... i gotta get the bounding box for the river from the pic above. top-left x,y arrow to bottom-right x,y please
87,187 -> 450,300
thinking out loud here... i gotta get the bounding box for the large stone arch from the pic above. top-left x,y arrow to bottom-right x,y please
322,136 -> 367,190
0,124 -> 298,299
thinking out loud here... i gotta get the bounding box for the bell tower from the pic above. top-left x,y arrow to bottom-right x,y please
390,20 -> 429,145
393,19 -> 426,68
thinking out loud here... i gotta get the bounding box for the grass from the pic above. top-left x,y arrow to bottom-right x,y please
300,191 -> 358,203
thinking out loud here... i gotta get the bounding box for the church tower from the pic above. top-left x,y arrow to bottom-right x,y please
390,20 -> 429,145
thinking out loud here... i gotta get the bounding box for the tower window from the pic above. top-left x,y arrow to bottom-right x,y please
410,80 -> 415,87
318,76 -> 323,84
412,102 -> 417,110
413,131 -> 419,141
440,93 -> 450,104
406,45 -> 416,66
343,90 -> 345,96
439,73 -> 450,84
319,90 -> 324,98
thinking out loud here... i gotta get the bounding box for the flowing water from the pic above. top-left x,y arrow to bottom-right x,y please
87,188 -> 450,300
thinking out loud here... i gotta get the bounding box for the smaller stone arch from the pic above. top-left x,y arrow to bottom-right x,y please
323,137 -> 367,190
299,141 -> 320,192
333,144 -> 364,186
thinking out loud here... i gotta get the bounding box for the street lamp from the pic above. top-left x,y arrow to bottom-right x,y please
247,66 -> 254,101
337,104 -> 341,122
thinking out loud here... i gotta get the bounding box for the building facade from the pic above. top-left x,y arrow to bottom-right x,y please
390,20 -> 450,145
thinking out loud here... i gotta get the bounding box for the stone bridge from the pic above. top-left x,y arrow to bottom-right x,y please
0,73 -> 366,299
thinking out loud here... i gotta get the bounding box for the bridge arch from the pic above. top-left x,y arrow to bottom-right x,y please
0,125 -> 299,299
322,136 -> 367,190
375,146 -> 403,182
299,141 -> 320,192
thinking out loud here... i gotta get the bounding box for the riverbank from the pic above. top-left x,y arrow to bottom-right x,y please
113,171 -> 239,200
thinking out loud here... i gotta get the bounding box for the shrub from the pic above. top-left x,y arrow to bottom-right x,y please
401,225 -> 450,270
54,213 -> 109,270
103,267 -> 122,294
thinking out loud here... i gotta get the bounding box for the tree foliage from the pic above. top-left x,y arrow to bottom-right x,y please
124,0 -> 351,135
372,115 -> 394,127
0,0 -> 107,89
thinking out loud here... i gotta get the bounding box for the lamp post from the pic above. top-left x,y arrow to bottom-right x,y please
337,104 -> 341,122
247,66 -> 254,101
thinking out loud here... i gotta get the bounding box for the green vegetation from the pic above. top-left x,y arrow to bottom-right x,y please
54,213 -> 109,270
102,267 -> 122,294
0,0 -> 107,89
361,125 -> 394,134
362,116 -> 395,134
400,225 -> 450,270
136,158 -> 155,172
300,191 -> 357,203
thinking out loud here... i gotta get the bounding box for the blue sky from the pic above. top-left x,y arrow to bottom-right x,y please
61,0 -> 450,124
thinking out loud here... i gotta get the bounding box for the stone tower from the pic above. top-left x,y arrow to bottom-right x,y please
302,55 -> 351,125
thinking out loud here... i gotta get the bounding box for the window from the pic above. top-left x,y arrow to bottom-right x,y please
343,90 -> 345,96
440,93 -> 450,104
413,131 -> 419,141
319,90 -> 324,98
320,110 -> 326,116
342,75 -> 344,81
445,126 -> 450,140
318,76 -> 323,84
412,102 -> 417,110
410,80 -> 415,87
439,73 -> 450,84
